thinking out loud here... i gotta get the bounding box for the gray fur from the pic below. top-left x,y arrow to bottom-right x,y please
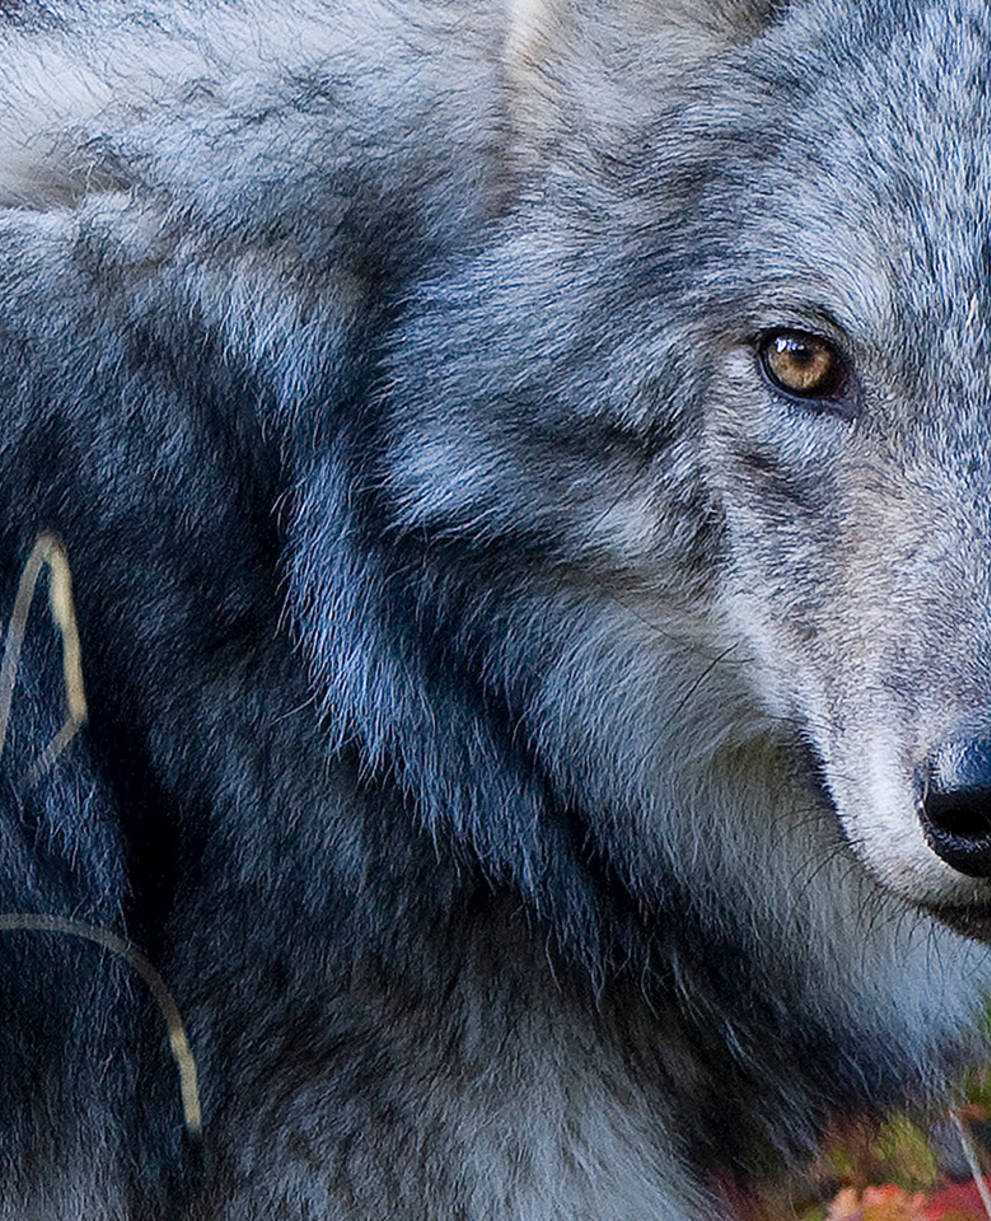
0,0 -> 988,1217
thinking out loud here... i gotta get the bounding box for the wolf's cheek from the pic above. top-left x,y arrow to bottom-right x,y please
710,428 -> 991,913
719,559 -> 991,911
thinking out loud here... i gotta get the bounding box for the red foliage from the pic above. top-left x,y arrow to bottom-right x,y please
923,1177 -> 991,1220
823,1179 -> 991,1221
826,1185 -> 927,1220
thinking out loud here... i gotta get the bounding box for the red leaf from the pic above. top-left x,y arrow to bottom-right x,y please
826,1183 -> 929,1220
924,1176 -> 991,1220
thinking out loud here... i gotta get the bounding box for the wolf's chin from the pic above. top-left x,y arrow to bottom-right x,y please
922,903 -> 991,942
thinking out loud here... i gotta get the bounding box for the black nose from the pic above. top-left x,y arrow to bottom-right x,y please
920,740 -> 991,877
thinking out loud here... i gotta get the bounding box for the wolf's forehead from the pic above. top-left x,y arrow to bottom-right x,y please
813,2 -> 991,226
716,2 -> 991,349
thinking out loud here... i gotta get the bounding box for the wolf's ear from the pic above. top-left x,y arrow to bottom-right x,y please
505,0 -> 784,156
507,0 -> 780,70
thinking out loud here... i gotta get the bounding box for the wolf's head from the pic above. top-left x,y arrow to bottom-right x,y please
300,0 -> 991,917
288,0 -> 991,1134
486,0 -> 991,924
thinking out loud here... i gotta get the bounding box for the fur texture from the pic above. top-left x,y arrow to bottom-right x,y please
0,0 -> 987,1216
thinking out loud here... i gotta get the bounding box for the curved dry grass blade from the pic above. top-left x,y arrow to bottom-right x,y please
953,1111 -> 991,1220
0,536 -> 203,1141
0,533 -> 88,780
0,913 -> 202,1139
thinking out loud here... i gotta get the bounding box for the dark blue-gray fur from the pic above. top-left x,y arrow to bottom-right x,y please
0,0 -> 987,1216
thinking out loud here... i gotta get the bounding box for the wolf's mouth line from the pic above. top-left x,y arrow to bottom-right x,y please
920,903 -> 991,942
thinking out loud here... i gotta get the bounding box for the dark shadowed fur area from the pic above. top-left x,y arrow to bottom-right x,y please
0,0 -> 989,1216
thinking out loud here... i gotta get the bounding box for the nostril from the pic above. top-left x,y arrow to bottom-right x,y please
920,739 -> 991,878
925,789 -> 991,840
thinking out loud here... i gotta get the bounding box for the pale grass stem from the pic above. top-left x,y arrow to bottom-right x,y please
0,533 -> 202,1140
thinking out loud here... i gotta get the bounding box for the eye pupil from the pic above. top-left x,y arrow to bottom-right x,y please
760,330 -> 842,398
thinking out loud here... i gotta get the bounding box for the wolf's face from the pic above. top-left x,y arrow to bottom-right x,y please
701,3 -> 991,919
352,0 -> 991,958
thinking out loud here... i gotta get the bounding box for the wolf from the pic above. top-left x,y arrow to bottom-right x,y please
0,0 -> 988,1216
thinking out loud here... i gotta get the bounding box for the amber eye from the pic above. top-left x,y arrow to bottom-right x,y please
759,330 -> 845,400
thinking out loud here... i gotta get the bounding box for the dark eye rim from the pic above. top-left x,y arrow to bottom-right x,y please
756,328 -> 859,419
